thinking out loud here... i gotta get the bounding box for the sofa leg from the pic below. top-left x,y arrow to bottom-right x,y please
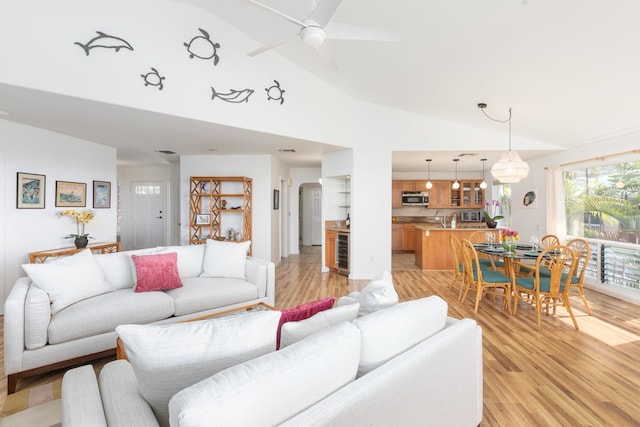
7,374 -> 17,395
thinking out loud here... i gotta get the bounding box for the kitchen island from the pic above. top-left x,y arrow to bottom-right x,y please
414,226 -> 489,270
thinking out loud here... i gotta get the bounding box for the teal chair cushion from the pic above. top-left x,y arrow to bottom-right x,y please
516,276 -> 566,292
479,269 -> 511,284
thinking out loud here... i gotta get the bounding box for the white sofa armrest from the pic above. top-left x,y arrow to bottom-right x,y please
4,277 -> 30,375
246,257 -> 275,306
62,365 -> 108,427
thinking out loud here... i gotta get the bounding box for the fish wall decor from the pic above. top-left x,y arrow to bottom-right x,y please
141,68 -> 166,90
75,31 -> 134,56
265,80 -> 285,105
184,29 -> 221,66
211,87 -> 254,103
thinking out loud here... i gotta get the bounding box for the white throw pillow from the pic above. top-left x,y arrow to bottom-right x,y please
168,322 -> 362,427
357,270 -> 398,316
352,295 -> 448,377
200,239 -> 251,279
156,245 -> 205,278
280,303 -> 360,348
22,249 -> 112,315
116,310 -> 281,427
94,248 -> 158,290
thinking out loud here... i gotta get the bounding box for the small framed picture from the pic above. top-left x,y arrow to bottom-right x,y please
93,180 -> 111,208
17,172 -> 46,209
55,181 -> 87,207
196,214 -> 211,225
273,189 -> 280,210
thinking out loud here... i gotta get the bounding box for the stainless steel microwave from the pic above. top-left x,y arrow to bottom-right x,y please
460,210 -> 484,222
402,191 -> 429,206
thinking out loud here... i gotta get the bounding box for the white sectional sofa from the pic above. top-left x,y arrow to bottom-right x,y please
4,240 -> 275,394
61,296 -> 483,427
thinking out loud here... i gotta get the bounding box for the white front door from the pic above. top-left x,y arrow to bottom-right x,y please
131,181 -> 166,249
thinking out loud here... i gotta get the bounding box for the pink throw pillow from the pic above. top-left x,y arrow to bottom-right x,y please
276,297 -> 336,349
131,252 -> 183,292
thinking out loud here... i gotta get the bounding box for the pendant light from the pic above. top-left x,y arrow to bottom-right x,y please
425,159 -> 433,189
478,103 -> 530,183
452,159 -> 460,190
480,158 -> 488,189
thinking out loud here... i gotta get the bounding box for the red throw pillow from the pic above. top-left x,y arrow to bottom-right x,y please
276,297 -> 336,349
131,252 -> 183,292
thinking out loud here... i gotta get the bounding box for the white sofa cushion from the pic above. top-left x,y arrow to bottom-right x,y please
201,239 -> 251,279
156,245 -> 205,279
24,284 -> 51,350
352,295 -> 448,376
338,271 -> 398,316
94,248 -> 158,290
22,249 -> 112,315
48,288 -> 175,345
169,322 -> 361,427
166,277 -> 258,317
280,303 -> 360,348
116,310 -> 281,427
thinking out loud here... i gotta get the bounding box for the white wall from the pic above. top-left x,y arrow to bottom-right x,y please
270,157 -> 290,262
0,120 -> 117,306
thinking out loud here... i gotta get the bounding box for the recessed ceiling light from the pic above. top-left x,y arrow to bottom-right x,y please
156,150 -> 176,155
208,148 -> 217,152
278,149 -> 296,153
458,153 -> 478,157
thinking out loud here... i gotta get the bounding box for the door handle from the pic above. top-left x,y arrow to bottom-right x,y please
156,216 -> 163,219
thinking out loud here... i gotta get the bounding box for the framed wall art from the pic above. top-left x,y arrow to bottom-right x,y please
17,172 -> 46,209
196,213 -> 210,225
523,190 -> 537,208
93,180 -> 111,208
55,181 -> 87,207
273,189 -> 280,210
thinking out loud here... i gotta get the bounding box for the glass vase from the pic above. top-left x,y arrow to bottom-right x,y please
502,237 -> 516,254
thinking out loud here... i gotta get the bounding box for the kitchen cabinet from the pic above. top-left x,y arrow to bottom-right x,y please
392,223 -> 417,251
402,180 -> 416,191
451,180 -> 485,208
392,180 -> 403,208
325,230 -> 337,269
428,180 -> 452,208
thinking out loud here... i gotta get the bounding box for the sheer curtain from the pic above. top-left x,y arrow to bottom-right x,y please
545,166 -> 567,241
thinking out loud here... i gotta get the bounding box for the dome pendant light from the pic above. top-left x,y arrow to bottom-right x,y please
478,103 -> 530,183
425,159 -> 433,189
480,158 -> 488,189
452,159 -> 460,190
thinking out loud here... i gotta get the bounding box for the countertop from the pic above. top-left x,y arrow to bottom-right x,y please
326,226 -> 351,233
414,225 -> 489,231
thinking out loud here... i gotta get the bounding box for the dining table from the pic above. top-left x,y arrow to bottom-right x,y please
475,243 -> 541,313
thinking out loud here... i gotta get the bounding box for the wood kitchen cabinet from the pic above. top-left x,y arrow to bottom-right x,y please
392,180 -> 403,208
401,180 -> 416,191
392,224 -> 417,251
325,230 -> 337,269
451,180 -> 485,208
428,180 -> 452,208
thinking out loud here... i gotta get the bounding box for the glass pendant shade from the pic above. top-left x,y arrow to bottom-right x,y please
426,180 -> 433,189
425,159 -> 433,189
490,150 -> 530,183
480,158 -> 488,189
452,158 -> 460,189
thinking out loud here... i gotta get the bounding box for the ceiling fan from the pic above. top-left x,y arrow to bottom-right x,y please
245,0 -> 398,70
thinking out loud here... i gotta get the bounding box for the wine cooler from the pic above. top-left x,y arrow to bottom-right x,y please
336,232 -> 349,276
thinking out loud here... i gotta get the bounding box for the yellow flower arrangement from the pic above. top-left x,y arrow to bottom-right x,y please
59,209 -> 95,238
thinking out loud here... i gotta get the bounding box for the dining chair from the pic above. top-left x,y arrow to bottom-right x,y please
518,233 -> 561,276
566,238 -> 592,315
448,235 -> 466,300
468,230 -> 504,271
513,245 -> 579,330
460,239 -> 512,315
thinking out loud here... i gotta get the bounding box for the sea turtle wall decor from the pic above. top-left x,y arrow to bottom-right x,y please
265,80 -> 285,105
211,87 -> 254,103
141,67 -> 166,90
75,31 -> 134,56
184,28 -> 221,66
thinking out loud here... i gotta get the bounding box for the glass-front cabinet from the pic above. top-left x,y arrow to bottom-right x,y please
450,180 -> 484,208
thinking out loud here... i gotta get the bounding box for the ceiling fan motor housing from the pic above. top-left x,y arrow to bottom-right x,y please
301,21 -> 326,47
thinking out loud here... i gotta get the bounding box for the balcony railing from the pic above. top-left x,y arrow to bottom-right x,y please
579,238 -> 640,291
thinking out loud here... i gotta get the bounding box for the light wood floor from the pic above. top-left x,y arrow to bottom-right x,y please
2,246 -> 640,426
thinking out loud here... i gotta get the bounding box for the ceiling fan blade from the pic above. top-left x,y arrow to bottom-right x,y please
314,42 -> 338,71
325,22 -> 400,42
247,33 -> 299,57
245,0 -> 307,28
308,0 -> 343,27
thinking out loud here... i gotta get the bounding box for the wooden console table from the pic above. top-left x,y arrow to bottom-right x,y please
29,241 -> 121,263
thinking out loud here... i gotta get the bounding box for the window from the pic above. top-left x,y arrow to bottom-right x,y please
492,183 -> 512,227
563,160 -> 640,243
134,185 -> 161,196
